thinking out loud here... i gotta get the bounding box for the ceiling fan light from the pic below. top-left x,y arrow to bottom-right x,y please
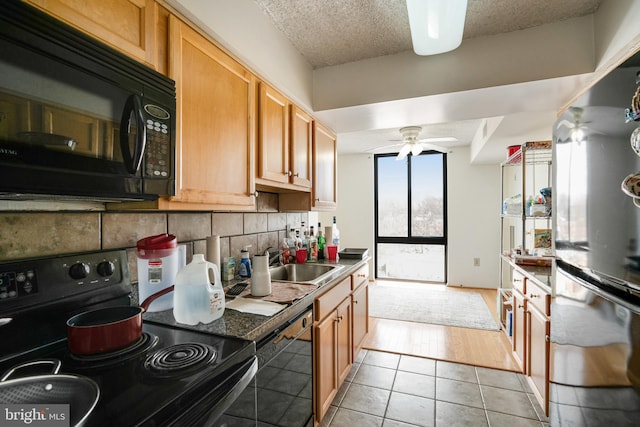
571,127 -> 585,142
406,0 -> 468,56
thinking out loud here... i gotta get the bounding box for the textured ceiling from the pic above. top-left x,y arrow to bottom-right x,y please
253,0 -> 603,69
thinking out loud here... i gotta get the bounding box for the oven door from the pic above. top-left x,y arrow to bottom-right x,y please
0,1 -> 175,200
550,270 -> 640,425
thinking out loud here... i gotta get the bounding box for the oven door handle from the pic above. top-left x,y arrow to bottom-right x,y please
120,94 -> 147,174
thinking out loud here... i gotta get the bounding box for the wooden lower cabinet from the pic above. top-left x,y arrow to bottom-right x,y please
512,289 -> 527,371
314,297 -> 351,423
351,282 -> 368,359
351,264 -> 369,360
313,264 -> 370,424
510,270 -> 551,416
527,299 -> 550,415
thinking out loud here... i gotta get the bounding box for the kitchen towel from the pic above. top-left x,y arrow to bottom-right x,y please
225,297 -> 285,316
206,235 -> 221,268
234,281 -> 318,304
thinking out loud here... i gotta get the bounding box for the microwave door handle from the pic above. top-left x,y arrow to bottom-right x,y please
120,94 -> 146,174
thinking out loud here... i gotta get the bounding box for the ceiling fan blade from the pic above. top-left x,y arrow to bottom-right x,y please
556,119 -> 574,130
367,142 -> 403,153
396,144 -> 411,160
411,143 -> 423,156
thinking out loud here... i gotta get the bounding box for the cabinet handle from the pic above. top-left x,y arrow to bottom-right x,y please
354,300 -> 358,304
253,191 -> 259,198
294,172 -> 299,177
357,274 -> 366,278
315,198 -> 320,202
286,170 -> 292,177
529,294 -> 539,299
518,304 -> 525,309
545,335 -> 550,342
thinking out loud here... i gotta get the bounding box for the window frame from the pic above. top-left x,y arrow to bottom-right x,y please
374,152 -> 448,282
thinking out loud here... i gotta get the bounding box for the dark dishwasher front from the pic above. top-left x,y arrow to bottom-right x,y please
256,308 -> 314,427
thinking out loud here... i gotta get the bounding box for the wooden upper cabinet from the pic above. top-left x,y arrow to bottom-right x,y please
290,105 -> 313,188
257,83 -> 290,185
279,120 -> 337,211
313,122 -> 337,210
24,0 -> 158,69
256,83 -> 312,191
166,15 -> 255,209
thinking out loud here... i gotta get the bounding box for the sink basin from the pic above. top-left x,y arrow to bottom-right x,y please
269,263 -> 344,285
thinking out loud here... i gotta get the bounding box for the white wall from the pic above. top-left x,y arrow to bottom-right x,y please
324,149 -> 501,287
447,147 -> 502,288
319,154 -> 375,277
167,0 -> 314,110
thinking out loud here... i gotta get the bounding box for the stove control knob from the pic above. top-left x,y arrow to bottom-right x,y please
97,261 -> 115,277
69,262 -> 90,280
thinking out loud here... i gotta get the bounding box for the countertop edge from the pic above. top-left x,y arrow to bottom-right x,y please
142,257 -> 371,342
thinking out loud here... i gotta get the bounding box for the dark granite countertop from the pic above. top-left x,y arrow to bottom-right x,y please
138,258 -> 369,342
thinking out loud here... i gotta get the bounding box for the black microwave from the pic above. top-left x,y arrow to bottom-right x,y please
0,1 -> 175,201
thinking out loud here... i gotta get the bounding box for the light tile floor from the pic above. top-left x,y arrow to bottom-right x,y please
320,349 -> 550,427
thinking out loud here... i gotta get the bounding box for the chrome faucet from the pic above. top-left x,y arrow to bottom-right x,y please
265,247 -> 286,266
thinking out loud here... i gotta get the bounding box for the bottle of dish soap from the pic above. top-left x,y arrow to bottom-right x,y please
173,254 -> 224,325
238,246 -> 252,278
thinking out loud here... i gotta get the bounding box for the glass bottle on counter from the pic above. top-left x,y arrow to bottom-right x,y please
317,223 -> 325,260
332,216 -> 340,248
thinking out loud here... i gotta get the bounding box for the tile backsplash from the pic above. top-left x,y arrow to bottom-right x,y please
0,192 -> 309,283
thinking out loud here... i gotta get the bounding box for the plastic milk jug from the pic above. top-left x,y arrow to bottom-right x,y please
173,254 -> 225,325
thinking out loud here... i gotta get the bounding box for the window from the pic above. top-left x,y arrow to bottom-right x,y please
375,152 -> 447,282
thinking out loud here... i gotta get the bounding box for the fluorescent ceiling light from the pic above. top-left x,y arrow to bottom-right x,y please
406,0 -> 468,56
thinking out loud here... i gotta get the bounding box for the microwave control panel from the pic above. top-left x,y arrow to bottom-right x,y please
143,103 -> 171,179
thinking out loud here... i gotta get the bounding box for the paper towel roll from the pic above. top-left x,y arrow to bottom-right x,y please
206,235 -> 221,268
324,226 -> 333,246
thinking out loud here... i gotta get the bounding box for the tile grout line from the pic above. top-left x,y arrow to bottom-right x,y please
382,359 -> 400,425
474,366 -> 492,427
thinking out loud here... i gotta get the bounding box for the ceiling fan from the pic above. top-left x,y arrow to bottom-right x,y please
556,107 -> 601,142
380,126 -> 456,160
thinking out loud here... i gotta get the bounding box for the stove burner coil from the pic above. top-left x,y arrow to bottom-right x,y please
69,333 -> 159,370
144,343 -> 216,377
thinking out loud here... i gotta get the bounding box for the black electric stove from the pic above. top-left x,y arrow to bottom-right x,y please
0,250 -> 257,427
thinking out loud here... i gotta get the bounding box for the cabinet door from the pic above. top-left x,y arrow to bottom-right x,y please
313,122 -> 337,209
25,0 -> 157,67
290,105 -> 312,188
528,304 -> 550,415
352,282 -> 368,360
168,16 -> 255,208
257,83 -> 289,184
336,297 -> 352,384
314,311 -> 338,422
512,291 -> 527,372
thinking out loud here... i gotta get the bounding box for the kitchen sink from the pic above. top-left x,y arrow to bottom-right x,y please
269,263 -> 344,286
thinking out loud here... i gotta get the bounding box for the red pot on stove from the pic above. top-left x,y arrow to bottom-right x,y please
66,285 -> 174,355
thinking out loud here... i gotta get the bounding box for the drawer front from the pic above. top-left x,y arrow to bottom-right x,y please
513,270 -> 526,294
351,264 -> 369,290
527,280 -> 550,316
315,276 -> 351,321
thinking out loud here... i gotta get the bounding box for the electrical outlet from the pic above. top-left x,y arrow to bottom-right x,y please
473,257 -> 480,267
